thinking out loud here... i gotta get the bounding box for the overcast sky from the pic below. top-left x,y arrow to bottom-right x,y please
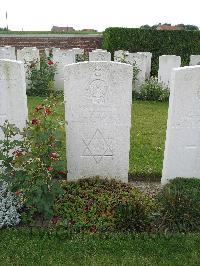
0,0 -> 200,31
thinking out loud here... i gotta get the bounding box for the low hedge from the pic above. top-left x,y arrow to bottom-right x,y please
53,177 -> 156,233
102,27 -> 200,75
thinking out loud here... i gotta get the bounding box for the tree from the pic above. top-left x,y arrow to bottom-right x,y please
140,25 -> 151,29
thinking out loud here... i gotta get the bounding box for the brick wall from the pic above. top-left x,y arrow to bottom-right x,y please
0,34 -> 103,53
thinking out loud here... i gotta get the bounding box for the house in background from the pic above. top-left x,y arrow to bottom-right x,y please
51,26 -> 75,32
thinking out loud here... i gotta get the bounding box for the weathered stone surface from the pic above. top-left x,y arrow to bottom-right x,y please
64,61 -> 133,182
114,50 -> 129,62
127,53 -> 148,91
0,46 -> 16,60
158,55 -> 181,88
89,50 -> 111,61
53,49 -> 75,90
17,47 -> 40,89
190,55 -> 200,66
162,66 -> 200,184
0,59 -> 28,140
72,47 -> 84,55
137,52 -> 152,79
17,47 -> 40,66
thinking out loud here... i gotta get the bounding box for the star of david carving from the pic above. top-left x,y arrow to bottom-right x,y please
82,129 -> 113,163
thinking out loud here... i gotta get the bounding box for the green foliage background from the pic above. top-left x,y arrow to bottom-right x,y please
102,27 -> 200,75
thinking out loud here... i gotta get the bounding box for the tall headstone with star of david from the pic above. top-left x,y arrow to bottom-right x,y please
162,65 -> 200,184
64,61 -> 133,182
0,59 -> 28,140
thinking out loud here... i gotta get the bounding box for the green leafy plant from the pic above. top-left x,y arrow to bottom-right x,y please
134,77 -> 169,101
0,96 -> 65,222
53,177 -> 155,234
27,56 -> 57,96
156,178 -> 200,232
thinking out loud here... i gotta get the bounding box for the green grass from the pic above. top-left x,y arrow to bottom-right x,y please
28,96 -> 168,180
0,229 -> 200,265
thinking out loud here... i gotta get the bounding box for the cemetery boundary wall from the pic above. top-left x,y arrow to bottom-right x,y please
103,27 -> 200,75
0,34 -> 103,52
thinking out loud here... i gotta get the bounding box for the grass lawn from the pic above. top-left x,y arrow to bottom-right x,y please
0,229 -> 200,265
28,96 -> 168,180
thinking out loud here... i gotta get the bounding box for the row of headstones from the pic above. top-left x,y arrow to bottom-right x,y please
2,45 -> 200,91
1,58 -> 200,184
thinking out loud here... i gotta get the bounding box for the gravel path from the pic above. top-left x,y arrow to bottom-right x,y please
130,181 -> 161,198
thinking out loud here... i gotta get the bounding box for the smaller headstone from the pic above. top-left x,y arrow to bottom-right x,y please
158,55 -> 181,89
0,46 -> 16,60
127,53 -> 148,91
45,48 -> 50,58
189,55 -> 200,66
137,52 -> 152,79
53,49 -> 75,90
72,48 -> 85,62
89,50 -> 111,61
0,59 -> 28,140
162,65 -> 200,185
114,50 -> 130,62
17,47 -> 40,90
72,48 -> 84,55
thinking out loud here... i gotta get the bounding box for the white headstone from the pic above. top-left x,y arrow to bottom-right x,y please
137,52 -> 152,79
53,49 -> 75,90
89,50 -> 111,61
45,48 -> 50,58
72,48 -> 84,55
158,55 -> 181,88
162,66 -> 200,185
190,55 -> 200,66
17,47 -> 40,89
127,53 -> 148,91
0,46 -> 16,60
114,50 -> 130,62
64,61 -> 133,182
17,47 -> 40,67
0,59 -> 28,140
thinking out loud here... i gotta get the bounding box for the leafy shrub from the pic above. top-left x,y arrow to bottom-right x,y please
53,177 -> 155,233
134,77 -> 169,101
103,27 -> 200,75
156,178 -> 200,232
27,56 -> 57,96
0,95 -> 65,222
0,181 -> 21,228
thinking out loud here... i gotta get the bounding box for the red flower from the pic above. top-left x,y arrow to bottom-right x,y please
89,225 -> 97,234
51,216 -> 61,225
49,152 -> 59,160
44,107 -> 51,115
15,190 -> 22,197
35,104 -> 44,111
47,166 -> 54,172
12,150 -> 23,157
48,60 -> 54,65
58,170 -> 67,175
32,119 -> 39,125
